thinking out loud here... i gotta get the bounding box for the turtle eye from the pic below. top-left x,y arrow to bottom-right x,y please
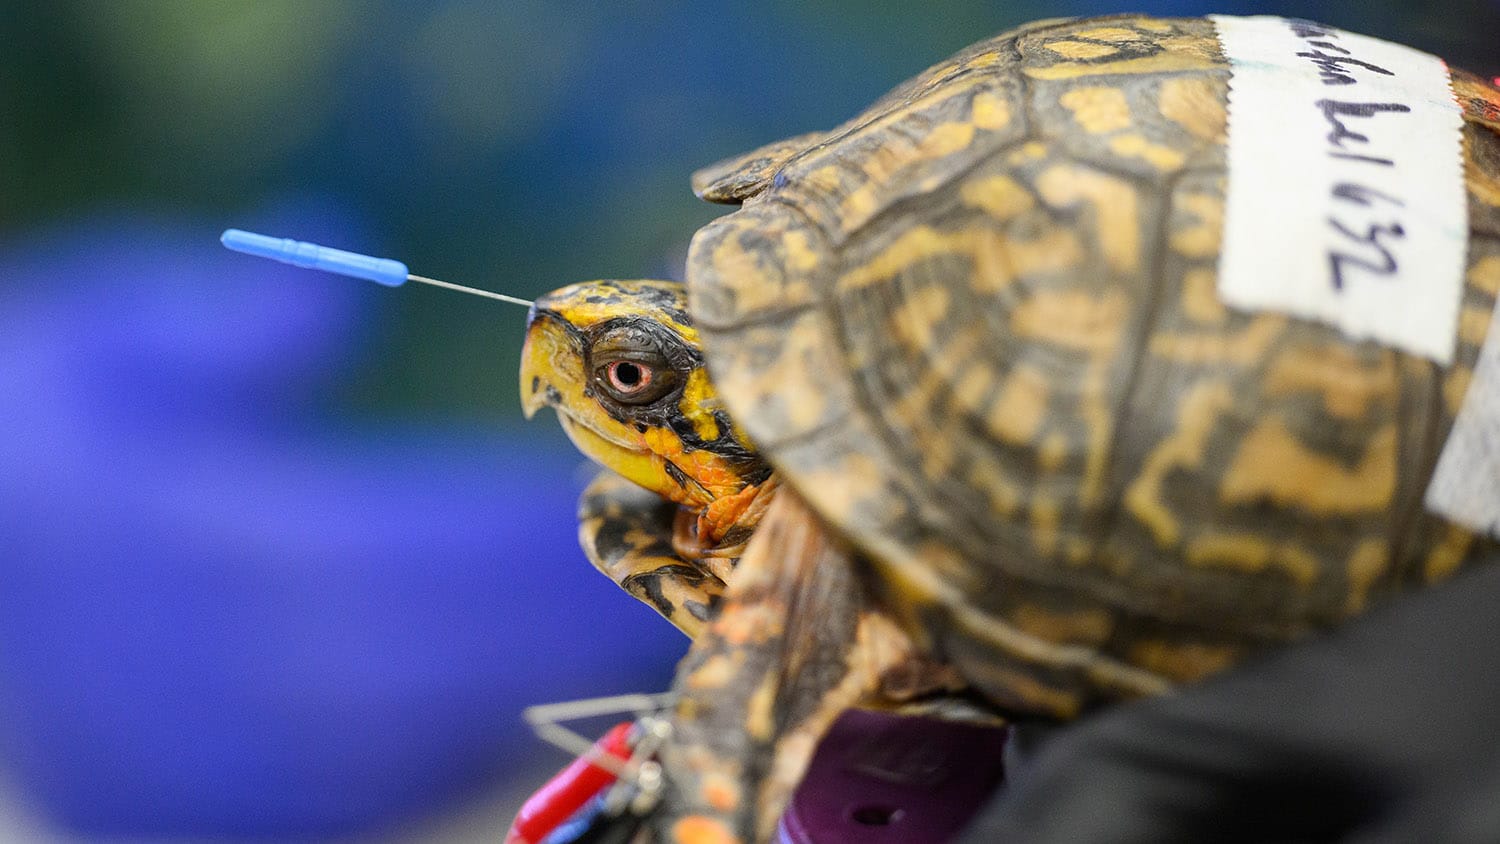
591,321 -> 682,405
607,360 -> 652,395
596,357 -> 675,404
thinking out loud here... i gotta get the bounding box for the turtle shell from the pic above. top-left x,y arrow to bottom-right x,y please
684,15 -> 1500,717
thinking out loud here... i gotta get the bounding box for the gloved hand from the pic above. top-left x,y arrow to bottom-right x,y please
961,560 -> 1500,843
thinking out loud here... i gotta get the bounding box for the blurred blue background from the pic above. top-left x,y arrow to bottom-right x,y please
0,2 -> 1494,841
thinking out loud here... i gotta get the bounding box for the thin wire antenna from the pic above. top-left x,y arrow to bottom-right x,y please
219,229 -> 534,307
406,273 -> 533,307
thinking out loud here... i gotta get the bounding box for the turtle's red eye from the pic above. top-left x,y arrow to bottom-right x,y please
590,324 -> 679,405
607,360 -> 652,395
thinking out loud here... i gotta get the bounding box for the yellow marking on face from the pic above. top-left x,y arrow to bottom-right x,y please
1012,603 -> 1112,645
640,426 -> 738,500
1444,365 -> 1473,415
1181,268 -> 1226,324
971,89 -> 1012,130
1221,419 -> 1396,514
1170,192 -> 1224,258
1185,532 -> 1319,586
533,280 -> 698,341
1263,344 -> 1397,421
1345,539 -> 1389,614
1059,86 -> 1131,134
959,174 -> 1035,219
679,367 -> 723,441
1460,303 -> 1494,346
550,417 -> 661,496
1159,76 -> 1227,143
1470,255 -> 1500,295
522,284 -> 766,520
1136,19 -> 1174,32
1035,164 -> 1140,273
1024,46 -> 1219,80
1150,314 -> 1286,366
1128,638 -> 1238,683
1029,495 -> 1061,556
987,363 -> 1049,445
1125,382 -> 1234,546
1109,132 -> 1186,171
1424,523 -> 1475,582
520,318 -> 711,505
1043,39 -> 1120,60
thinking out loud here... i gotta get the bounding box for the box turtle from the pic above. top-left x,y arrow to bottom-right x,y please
518,14 -> 1500,844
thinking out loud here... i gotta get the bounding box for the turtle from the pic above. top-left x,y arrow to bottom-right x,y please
517,14 -> 1500,844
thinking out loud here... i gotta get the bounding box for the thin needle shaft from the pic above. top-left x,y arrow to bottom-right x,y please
406,274 -> 533,307
219,229 -> 534,308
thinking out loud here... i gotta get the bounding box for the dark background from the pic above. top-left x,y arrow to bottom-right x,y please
1,2 -> 1495,840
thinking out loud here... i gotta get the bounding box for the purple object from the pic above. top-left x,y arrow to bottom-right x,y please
778,710 -> 1008,844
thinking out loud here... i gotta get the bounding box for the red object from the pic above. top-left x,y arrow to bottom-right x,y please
506,722 -> 635,844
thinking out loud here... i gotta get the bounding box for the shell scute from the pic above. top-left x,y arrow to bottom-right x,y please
685,15 -> 1500,716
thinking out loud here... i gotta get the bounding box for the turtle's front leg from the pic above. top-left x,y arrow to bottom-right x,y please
579,471 -> 727,639
654,489 -> 935,843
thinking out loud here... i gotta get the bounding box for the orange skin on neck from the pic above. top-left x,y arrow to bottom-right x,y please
698,481 -> 767,545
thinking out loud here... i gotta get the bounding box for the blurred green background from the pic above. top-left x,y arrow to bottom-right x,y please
1,2 -> 1495,841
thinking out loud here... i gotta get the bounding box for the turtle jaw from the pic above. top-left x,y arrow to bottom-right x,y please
521,309 -> 715,508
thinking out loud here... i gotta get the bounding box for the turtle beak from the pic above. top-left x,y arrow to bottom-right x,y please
519,309 -> 577,420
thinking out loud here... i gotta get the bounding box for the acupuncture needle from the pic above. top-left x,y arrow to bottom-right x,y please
219,229 -> 534,308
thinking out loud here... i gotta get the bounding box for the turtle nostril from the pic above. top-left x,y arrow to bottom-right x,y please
531,376 -> 541,394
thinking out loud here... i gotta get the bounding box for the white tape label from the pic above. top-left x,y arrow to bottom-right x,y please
1426,296 -> 1500,537
1211,15 -> 1467,364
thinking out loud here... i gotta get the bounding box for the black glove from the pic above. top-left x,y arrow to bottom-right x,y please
960,560 -> 1500,844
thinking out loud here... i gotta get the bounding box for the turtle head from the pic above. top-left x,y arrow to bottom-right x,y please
520,280 -> 771,520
